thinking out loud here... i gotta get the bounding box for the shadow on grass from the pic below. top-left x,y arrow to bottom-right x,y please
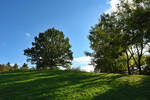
93,75 -> 150,100
0,70 -> 101,100
0,70 -> 150,100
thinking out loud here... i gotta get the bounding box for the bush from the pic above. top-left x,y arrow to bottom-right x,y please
143,66 -> 150,75
20,67 -> 29,71
0,65 -> 9,72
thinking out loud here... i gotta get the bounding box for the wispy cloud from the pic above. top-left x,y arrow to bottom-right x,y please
72,56 -> 94,72
73,56 -> 91,65
25,33 -> 31,38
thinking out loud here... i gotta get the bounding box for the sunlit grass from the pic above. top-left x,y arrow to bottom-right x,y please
0,70 -> 150,100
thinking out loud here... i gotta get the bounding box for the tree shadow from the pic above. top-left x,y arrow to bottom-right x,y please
93,75 -> 150,100
0,70 -> 103,99
0,71 -> 150,100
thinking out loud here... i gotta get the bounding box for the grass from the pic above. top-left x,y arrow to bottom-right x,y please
0,70 -> 150,100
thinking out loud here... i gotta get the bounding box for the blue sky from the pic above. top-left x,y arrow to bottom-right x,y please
0,0 -> 114,69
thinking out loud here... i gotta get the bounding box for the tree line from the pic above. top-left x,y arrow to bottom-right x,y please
0,62 -> 30,72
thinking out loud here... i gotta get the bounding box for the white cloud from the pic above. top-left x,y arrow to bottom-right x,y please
106,0 -> 120,13
72,56 -> 94,72
81,65 -> 94,72
10,63 -> 14,66
73,56 -> 91,65
106,0 -> 133,13
25,33 -> 31,38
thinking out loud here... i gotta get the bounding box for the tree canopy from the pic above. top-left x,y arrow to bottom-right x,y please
86,0 -> 150,74
24,28 -> 73,69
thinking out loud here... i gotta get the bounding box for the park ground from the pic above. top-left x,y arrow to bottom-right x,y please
0,70 -> 150,100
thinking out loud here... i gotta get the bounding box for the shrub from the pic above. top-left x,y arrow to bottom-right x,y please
0,65 -> 9,72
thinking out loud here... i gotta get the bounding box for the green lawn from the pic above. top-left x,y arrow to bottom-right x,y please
0,70 -> 150,100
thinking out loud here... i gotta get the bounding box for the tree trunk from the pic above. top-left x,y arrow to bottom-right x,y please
127,59 -> 131,75
126,51 -> 131,75
138,56 -> 142,75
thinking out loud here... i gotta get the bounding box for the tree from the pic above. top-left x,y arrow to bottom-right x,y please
13,63 -> 18,70
144,55 -> 150,74
22,63 -> 28,69
116,0 -> 150,74
0,64 -> 9,72
86,0 -> 150,74
7,62 -> 11,68
20,63 -> 28,71
24,28 -> 73,69
86,14 -> 125,73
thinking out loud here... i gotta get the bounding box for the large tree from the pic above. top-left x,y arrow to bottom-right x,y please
86,0 -> 150,74
117,0 -> 150,74
24,28 -> 73,69
86,14 -> 126,73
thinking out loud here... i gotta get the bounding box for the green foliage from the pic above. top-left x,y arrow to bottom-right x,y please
22,63 -> 28,68
143,56 -> 150,74
87,0 -> 150,74
87,13 -> 125,73
20,63 -> 28,71
7,62 -> 11,68
117,0 -> 150,74
146,56 -> 150,67
24,28 -> 73,70
0,70 -> 150,100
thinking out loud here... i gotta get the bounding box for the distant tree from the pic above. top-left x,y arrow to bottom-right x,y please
13,63 -> 18,70
7,62 -> 11,68
20,63 -> 28,71
24,28 -> 73,70
22,63 -> 28,69
0,64 -> 9,72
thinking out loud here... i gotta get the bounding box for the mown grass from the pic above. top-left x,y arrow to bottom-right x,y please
0,70 -> 150,100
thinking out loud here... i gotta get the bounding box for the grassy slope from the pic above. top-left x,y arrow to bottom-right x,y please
0,70 -> 150,100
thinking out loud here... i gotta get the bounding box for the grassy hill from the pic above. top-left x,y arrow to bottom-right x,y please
0,70 -> 150,100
